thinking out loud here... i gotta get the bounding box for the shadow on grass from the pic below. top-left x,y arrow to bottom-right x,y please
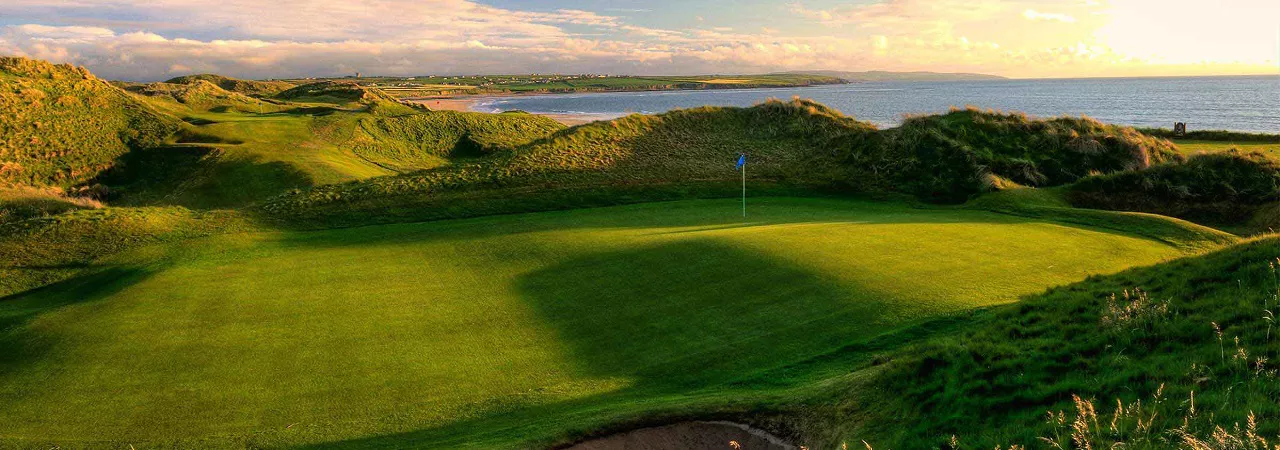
513,239 -> 891,386
0,265 -> 158,376
289,238 -> 908,449
95,144 -> 314,209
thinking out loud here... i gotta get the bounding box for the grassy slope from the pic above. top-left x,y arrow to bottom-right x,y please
0,206 -> 251,297
125,80 -> 290,115
0,57 -> 178,188
779,234 -> 1280,449
0,197 -> 1215,449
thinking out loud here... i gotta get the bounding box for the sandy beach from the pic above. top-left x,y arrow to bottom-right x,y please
408,96 -> 603,126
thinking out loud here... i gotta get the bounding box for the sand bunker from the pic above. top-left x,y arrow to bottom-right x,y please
566,421 -> 795,450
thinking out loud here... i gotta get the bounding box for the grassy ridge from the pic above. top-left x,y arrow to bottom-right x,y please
0,57 -> 178,188
883,109 -> 1178,202
164,74 -> 295,97
1069,151 -> 1280,226
125,80 -> 289,115
259,104 -> 1179,227
344,110 -> 564,172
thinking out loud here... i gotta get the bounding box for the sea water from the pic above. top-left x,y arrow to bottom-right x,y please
472,75 -> 1280,133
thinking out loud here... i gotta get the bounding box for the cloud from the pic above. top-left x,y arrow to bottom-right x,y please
1023,9 -> 1077,23
0,0 -> 1274,80
790,0 -> 1005,27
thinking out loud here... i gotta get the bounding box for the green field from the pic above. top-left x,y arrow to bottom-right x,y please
1173,139 -> 1279,155
0,197 -> 1204,448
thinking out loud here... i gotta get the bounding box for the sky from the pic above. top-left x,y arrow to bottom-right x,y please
0,0 -> 1277,80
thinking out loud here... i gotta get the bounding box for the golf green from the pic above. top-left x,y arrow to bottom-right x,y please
0,198 -> 1193,448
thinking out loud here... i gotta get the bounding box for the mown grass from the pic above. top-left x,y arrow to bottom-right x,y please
0,197 -> 1209,448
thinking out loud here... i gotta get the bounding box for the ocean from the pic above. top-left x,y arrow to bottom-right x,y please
472,75 -> 1280,133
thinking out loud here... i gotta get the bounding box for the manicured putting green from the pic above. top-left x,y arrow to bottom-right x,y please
0,198 -> 1190,448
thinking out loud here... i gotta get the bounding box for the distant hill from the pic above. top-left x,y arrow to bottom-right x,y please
164,74 -> 294,97
789,70 -> 1007,82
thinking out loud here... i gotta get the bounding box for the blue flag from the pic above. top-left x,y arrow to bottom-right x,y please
735,154 -> 746,170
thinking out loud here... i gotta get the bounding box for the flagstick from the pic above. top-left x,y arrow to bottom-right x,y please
741,160 -> 746,219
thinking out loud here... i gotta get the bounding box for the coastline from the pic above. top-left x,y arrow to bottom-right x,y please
402,81 -> 851,126
407,95 -> 613,126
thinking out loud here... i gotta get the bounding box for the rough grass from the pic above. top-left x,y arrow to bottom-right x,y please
0,197 -> 1205,449
0,185 -> 102,226
342,110 -> 564,172
882,108 -> 1180,202
0,57 -> 178,187
1068,151 -> 1280,226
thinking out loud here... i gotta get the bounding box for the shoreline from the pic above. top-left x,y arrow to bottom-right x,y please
402,83 -> 840,126
406,95 -> 616,126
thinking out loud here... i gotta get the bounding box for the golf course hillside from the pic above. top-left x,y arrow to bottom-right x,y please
4,55 -> 1280,450
0,198 -> 1232,449
338,110 -> 565,172
165,74 -> 296,98
124,79 -> 289,115
0,57 -> 178,188
274,81 -> 409,109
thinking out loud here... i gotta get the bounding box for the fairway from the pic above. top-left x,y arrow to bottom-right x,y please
0,198 -> 1193,448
